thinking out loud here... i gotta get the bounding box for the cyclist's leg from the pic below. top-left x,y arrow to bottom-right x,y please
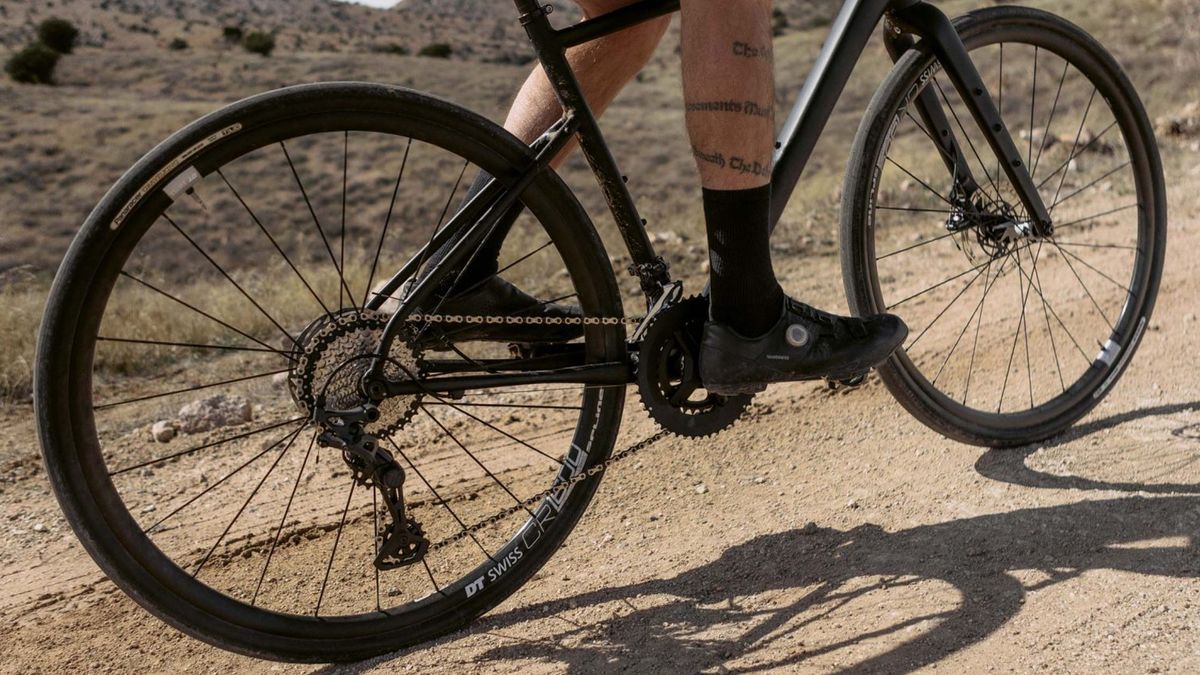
682,0 -> 907,392
440,0 -> 671,289
681,0 -> 782,337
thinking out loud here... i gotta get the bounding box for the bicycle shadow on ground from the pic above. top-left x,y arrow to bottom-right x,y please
324,495 -> 1200,674
321,402 -> 1200,674
975,400 -> 1200,493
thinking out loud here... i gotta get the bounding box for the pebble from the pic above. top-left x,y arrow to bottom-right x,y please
846,499 -> 860,509
694,483 -> 708,495
32,523 -> 47,533
151,420 -> 177,443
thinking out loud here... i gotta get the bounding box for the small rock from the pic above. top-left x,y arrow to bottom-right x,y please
846,499 -> 860,509
150,420 -> 177,443
753,476 -> 766,485
177,394 -> 253,434
694,483 -> 708,495
141,504 -> 157,514
799,521 -> 820,535
32,523 -> 47,533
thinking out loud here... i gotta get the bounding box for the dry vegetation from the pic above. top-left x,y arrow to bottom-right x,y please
1,0 -> 1198,404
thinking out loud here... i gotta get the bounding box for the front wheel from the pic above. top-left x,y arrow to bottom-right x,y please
842,7 -> 1166,447
35,82 -> 627,661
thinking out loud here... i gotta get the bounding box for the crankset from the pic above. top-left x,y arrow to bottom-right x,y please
636,295 -> 753,437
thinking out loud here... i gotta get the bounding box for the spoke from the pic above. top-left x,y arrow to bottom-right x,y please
998,244 -> 1036,413
1053,240 -> 1114,331
876,228 -> 967,262
1052,202 -> 1141,233
888,245 -> 1029,310
109,417 -> 305,476
424,394 -> 565,465
118,271 -> 292,358
931,258 -> 997,385
191,424 -> 302,578
1055,240 -> 1139,251
905,259 -> 991,351
1057,246 -> 1133,294
422,408 -> 539,520
1047,88 -> 1097,203
340,131 -> 349,310
280,141 -> 358,311
962,258 -> 1005,406
163,214 -> 298,349
1032,59 -> 1070,179
903,110 -> 1000,208
146,422 -> 308,533
1031,243 -> 1066,393
1010,252 -> 1093,364
94,367 -> 290,411
876,205 -> 957,215
372,488 -> 381,612
363,138 -> 413,307
97,336 -> 286,355
217,168 -> 332,317
1050,160 -> 1132,212
437,239 -> 555,302
315,480 -> 356,616
253,431 -> 318,606
1021,247 -> 1036,407
884,157 -> 954,207
386,438 -> 495,562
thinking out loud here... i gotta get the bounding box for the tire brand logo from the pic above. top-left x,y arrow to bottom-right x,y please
111,123 -> 242,230
465,576 -> 485,598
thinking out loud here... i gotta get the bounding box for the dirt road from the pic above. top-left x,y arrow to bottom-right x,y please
4,168 -> 1200,674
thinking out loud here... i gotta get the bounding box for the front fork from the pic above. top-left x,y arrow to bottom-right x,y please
884,2 -> 1053,238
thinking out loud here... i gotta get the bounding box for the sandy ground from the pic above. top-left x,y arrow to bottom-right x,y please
3,160 -> 1200,674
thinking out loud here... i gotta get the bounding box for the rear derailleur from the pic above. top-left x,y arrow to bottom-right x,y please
314,400 -> 428,570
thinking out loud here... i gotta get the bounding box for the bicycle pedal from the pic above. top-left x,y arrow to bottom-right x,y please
825,373 -> 868,391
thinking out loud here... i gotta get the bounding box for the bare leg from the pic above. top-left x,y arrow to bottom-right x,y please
681,0 -> 776,189
505,0 -> 671,166
435,0 -> 669,289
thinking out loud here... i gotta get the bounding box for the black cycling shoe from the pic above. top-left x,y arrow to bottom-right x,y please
404,276 -> 584,346
699,297 -> 908,396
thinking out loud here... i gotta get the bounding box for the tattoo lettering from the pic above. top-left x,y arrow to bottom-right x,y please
732,41 -> 773,60
685,99 -> 774,119
692,147 -> 773,177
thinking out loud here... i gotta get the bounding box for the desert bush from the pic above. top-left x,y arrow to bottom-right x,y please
372,43 -> 409,56
772,8 -> 789,37
417,42 -> 452,59
242,31 -> 276,57
37,17 -> 79,54
222,25 -> 244,43
4,42 -> 60,84
168,37 -> 189,51
0,279 -> 43,401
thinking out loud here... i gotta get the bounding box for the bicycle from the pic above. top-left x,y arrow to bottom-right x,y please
35,0 -> 1165,662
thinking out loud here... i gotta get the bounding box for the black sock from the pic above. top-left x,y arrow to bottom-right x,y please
702,185 -> 784,337
426,171 -> 523,290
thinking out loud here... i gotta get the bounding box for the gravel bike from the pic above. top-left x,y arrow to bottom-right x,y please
35,0 -> 1165,662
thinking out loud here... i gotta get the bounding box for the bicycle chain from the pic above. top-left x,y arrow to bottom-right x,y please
401,313 -> 643,327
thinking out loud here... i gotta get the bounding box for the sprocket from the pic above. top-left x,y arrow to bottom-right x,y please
288,308 -> 422,438
636,295 -> 753,437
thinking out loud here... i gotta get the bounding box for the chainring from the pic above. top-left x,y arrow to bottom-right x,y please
636,295 -> 753,438
288,309 -> 422,438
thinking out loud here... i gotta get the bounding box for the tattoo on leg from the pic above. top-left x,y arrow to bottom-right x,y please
685,100 -> 774,120
692,147 -> 773,177
732,41 -> 773,60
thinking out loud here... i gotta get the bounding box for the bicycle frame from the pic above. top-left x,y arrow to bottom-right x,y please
365,0 -> 1053,391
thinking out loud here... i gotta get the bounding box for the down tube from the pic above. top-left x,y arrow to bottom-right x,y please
769,0 -> 904,230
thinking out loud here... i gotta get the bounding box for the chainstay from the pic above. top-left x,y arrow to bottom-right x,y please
427,428 -> 670,552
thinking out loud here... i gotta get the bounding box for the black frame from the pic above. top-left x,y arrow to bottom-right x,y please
364,0 -> 1053,390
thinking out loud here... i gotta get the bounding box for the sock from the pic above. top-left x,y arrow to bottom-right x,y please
426,170 -> 523,291
702,184 -> 785,337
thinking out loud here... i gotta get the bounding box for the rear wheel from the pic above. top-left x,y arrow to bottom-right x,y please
35,82 -> 626,661
842,7 -> 1166,447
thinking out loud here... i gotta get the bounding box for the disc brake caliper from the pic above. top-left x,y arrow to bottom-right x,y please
315,403 -> 429,570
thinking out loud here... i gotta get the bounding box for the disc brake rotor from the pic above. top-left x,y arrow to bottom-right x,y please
289,309 -> 422,437
636,295 -> 753,438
